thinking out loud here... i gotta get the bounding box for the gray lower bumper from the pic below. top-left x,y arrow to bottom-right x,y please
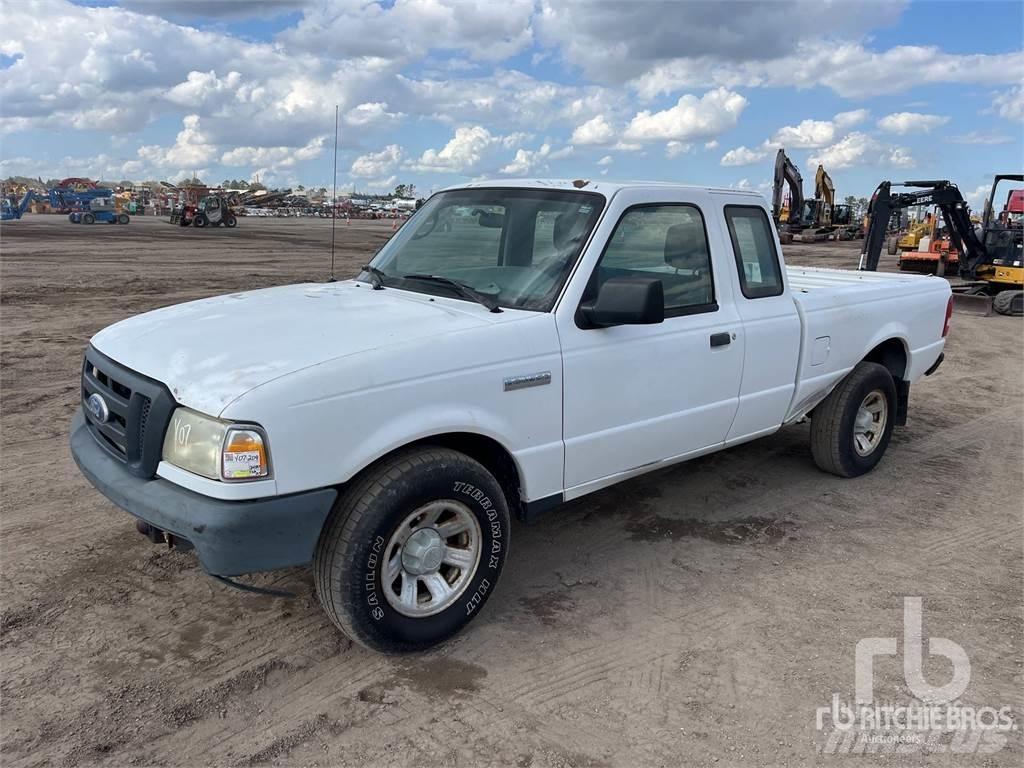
70,409 -> 337,576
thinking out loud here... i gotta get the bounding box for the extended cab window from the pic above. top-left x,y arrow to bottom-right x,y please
584,204 -> 715,315
361,189 -> 604,312
724,205 -> 784,298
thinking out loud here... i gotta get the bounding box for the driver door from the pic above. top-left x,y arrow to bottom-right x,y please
557,190 -> 744,495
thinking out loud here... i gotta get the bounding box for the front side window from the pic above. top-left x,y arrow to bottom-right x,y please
724,205 -> 784,298
361,188 -> 605,312
582,204 -> 715,315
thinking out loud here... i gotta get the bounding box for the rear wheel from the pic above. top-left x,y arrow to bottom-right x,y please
224,215 -> 237,228
117,213 -> 129,225
314,447 -> 510,653
886,236 -> 898,255
192,213 -> 208,228
993,290 -> 1023,316
811,362 -> 897,478
83,213 -> 95,225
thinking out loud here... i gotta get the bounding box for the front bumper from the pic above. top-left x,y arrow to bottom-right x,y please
70,409 -> 337,576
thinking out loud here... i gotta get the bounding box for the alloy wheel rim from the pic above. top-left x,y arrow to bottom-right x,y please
381,500 -> 481,618
853,389 -> 888,457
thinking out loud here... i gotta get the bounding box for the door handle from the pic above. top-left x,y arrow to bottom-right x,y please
710,332 -> 732,347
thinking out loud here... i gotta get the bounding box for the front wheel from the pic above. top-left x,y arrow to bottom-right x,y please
810,362 -> 897,478
192,213 -> 208,228
117,213 -> 129,225
83,213 -> 95,225
314,447 -> 510,653
224,215 -> 237,228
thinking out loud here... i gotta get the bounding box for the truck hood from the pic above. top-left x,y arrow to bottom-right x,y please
90,281 -> 501,415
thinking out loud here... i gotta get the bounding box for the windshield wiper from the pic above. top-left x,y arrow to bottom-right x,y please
401,273 -> 502,313
360,264 -> 387,290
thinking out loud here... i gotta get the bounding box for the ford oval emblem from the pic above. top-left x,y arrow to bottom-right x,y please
86,393 -> 110,424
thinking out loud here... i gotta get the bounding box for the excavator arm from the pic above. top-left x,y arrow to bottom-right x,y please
815,165 -> 835,225
859,180 -> 987,279
772,149 -> 804,227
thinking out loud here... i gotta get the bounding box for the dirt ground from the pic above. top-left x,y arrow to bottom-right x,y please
1,215 -> 1021,767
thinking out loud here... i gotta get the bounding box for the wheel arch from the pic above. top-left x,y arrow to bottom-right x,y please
862,337 -> 910,425
863,336 -> 908,381
340,431 -> 527,520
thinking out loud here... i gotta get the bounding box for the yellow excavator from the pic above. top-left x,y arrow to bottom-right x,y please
793,165 -> 861,242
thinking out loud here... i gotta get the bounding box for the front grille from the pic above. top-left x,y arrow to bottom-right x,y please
81,347 -> 175,478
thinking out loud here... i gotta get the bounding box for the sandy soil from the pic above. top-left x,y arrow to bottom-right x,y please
1,215 -> 1021,767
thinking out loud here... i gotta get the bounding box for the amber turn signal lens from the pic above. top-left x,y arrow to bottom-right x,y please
222,428 -> 269,480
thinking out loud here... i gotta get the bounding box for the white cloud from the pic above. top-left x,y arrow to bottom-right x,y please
136,115 -> 217,170
407,126 -> 500,173
345,102 -> 404,127
537,1 -> 904,84
992,85 -> 1024,122
547,144 -> 575,160
768,109 -> 871,149
834,109 -> 870,128
877,112 -> 950,134
500,143 -> 553,174
165,70 -> 243,108
571,115 -> 616,146
350,144 -> 403,177
770,119 -> 837,149
965,184 -> 991,210
632,41 -> 1024,100
623,88 -> 747,142
703,139 -> 719,150
281,0 -> 536,63
808,132 -> 914,170
596,155 -> 613,166
666,141 -> 690,158
720,145 -> 769,167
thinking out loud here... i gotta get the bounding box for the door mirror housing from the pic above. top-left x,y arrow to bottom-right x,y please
578,276 -> 665,328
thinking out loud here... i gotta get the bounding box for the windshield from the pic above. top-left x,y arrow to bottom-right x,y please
360,187 -> 605,312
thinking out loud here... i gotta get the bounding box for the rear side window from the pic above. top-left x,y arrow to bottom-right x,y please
724,205 -> 784,298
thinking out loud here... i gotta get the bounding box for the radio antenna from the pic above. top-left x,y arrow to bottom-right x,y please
328,104 -> 339,282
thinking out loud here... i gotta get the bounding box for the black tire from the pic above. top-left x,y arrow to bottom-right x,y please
224,215 -> 237,228
68,214 -> 76,223
886,235 -> 898,255
193,213 -> 208,228
811,362 -> 897,478
993,290 -> 1023,316
83,213 -> 95,225
117,213 -> 129,225
314,447 -> 510,653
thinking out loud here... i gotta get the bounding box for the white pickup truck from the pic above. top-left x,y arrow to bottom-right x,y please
71,180 -> 951,652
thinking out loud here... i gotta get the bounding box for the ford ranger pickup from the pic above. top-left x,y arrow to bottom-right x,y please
71,180 -> 952,652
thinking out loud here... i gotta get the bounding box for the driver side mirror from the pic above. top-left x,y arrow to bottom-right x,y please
578,276 -> 664,329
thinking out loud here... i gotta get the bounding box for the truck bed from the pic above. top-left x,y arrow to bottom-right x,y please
783,265 -> 950,423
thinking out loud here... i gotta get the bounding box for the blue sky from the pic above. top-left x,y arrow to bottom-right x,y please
1,0 -> 1021,207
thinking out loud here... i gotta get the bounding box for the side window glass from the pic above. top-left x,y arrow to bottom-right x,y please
593,205 -> 715,313
724,206 -> 784,298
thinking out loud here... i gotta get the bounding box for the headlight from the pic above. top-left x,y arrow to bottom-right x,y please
162,407 -> 270,481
